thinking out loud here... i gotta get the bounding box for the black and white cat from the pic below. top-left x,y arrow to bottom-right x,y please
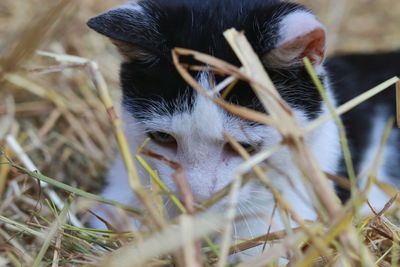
87,0 -> 399,250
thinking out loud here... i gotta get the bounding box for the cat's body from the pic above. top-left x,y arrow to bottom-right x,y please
327,52 -> 400,207
87,0 -> 399,257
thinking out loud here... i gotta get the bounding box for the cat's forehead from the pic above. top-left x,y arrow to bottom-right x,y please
138,0 -> 287,58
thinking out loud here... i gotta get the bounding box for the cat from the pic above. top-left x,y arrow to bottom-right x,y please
87,0 -> 400,256
328,52 -> 400,206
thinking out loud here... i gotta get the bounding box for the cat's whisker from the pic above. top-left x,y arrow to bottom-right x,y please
237,205 -> 254,240
240,202 -> 266,226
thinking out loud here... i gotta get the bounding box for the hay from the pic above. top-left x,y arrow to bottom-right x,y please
1,1 -> 400,267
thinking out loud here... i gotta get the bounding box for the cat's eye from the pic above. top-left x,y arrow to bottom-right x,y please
239,142 -> 258,154
225,141 -> 259,155
148,131 -> 176,144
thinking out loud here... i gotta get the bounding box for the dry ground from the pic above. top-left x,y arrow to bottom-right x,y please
299,0 -> 400,54
1,0 -> 400,266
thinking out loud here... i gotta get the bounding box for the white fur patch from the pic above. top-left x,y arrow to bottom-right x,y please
359,109 -> 395,214
116,3 -> 144,13
278,10 -> 324,45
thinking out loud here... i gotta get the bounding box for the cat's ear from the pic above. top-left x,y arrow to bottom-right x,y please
87,4 -> 159,62
265,11 -> 326,68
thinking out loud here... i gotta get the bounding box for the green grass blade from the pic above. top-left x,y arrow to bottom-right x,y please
32,197 -> 72,267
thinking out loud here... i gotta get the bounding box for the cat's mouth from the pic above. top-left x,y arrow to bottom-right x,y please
179,195 -> 210,209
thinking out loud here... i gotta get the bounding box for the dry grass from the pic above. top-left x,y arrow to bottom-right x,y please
1,1 -> 400,266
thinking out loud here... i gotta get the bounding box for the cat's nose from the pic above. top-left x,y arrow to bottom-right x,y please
188,186 -> 217,204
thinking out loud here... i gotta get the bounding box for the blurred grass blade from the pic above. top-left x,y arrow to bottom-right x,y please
88,61 -> 164,228
0,0 -> 77,73
100,211 -> 224,267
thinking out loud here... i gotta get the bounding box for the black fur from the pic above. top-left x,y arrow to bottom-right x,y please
87,0 -> 323,121
327,52 -> 400,200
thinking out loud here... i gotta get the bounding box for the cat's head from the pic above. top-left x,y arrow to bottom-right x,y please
88,0 -> 336,211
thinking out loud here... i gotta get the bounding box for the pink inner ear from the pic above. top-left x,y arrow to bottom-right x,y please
301,28 -> 326,64
280,28 -> 326,65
